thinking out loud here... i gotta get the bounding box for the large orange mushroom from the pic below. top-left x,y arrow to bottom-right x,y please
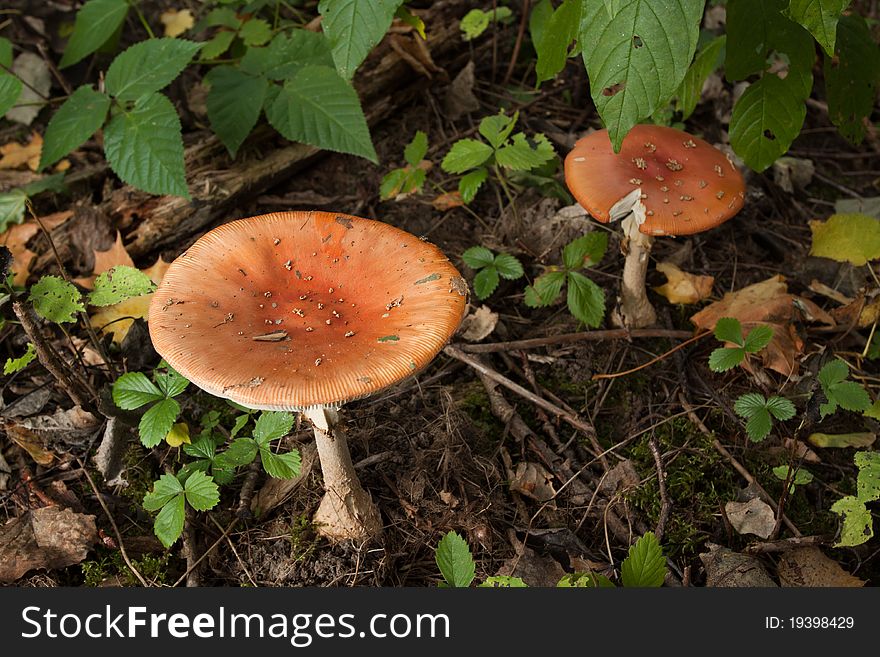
565,125 -> 745,328
149,211 -> 468,540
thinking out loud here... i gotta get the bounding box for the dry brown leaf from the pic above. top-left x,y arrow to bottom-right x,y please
0,132 -> 42,171
2,406 -> 100,461
778,547 -> 865,587
2,423 -> 55,465
143,256 -> 172,285
1,210 -> 73,285
432,191 -> 464,211
699,544 -> 777,587
160,8 -> 194,37
510,461 -> 557,503
74,231 -> 135,288
653,261 -> 714,305
0,507 -> 97,582
725,498 -> 775,538
459,304 -> 498,341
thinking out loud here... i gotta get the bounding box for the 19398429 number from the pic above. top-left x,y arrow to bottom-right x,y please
788,617 -> 854,629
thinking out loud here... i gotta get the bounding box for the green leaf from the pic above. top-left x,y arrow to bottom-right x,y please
855,451 -> 880,501
200,30 -> 236,60
60,0 -> 129,69
213,438 -> 259,470
318,0 -> 403,79
142,473 -> 184,511
259,447 -> 302,479
495,133 -> 556,171
818,358 -> 871,416
493,253 -> 524,280
139,398 -> 181,448
734,392 -> 767,417
809,213 -> 880,265
830,495 -> 872,547
104,92 -> 189,198
112,372 -> 164,410
252,411 -> 296,445
0,74 -> 22,117
620,532 -> 666,587
829,381 -> 871,412
154,366 -> 189,398
580,0 -> 703,151
729,74 -> 806,172
563,233 -> 608,270
461,246 -> 495,270
89,265 -> 155,306
745,408 -> 773,442
404,130 -> 428,166
435,531 -> 475,588
3,343 -> 35,375
39,86 -> 110,171
479,576 -> 528,588
566,271 -> 605,327
380,169 -> 407,201
183,470 -> 220,511
0,191 -> 27,232
395,6 -> 426,39
460,7 -> 513,41
153,494 -> 186,548
265,66 -> 377,162
765,396 -> 796,421
458,167 -> 488,203
529,0 -> 554,49
105,39 -> 202,102
675,35 -> 726,120
230,413 -> 251,439
262,30 -> 335,79
240,18 -> 272,47
825,15 -> 880,144
743,325 -> 774,353
473,266 -> 500,300
206,67 -> 268,157
479,112 -> 518,150
441,139 -> 494,174
205,8 -> 241,29
29,275 -> 84,323
818,358 -> 849,388
773,465 -> 813,488
535,0 -> 582,83
524,270 -> 566,307
183,435 -> 217,461
708,347 -> 745,372
784,0 -> 850,55
557,571 -> 616,588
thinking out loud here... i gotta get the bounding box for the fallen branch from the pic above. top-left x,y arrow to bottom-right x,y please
458,328 -> 694,354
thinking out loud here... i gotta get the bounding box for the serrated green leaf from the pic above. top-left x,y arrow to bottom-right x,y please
620,532 -> 666,587
566,271 -> 605,327
479,112 -> 518,150
39,86 -> 110,171
29,275 -> 84,323
734,392 -> 768,417
563,233 -> 608,270
829,381 -> 871,412
557,571 -> 616,587
713,317 -> 744,347
318,0 -> 403,79
240,18 -> 272,47
0,191 -> 27,232
143,473 -> 184,511
825,15 -> 880,144
253,411 -> 295,445
183,470 -> 220,511
154,366 -> 189,398
104,92 -> 189,198
460,7 -> 513,41
729,74 -> 807,172
784,0 -> 850,56
743,324 -> 774,353
855,451 -> 880,501
458,167 -> 488,203
435,531 -> 475,587
263,30 -> 334,79
708,347 -> 745,372
818,358 -> 849,388
112,372 -> 163,410
153,494 -> 185,548
230,413 -> 251,439
380,169 -> 408,201
206,67 -> 268,157
495,133 -> 556,171
89,265 -> 155,306
441,139 -> 493,174
183,435 -> 217,461
259,446 -> 302,479
139,398 -> 181,448
60,0 -> 128,69
675,35 -> 726,120
213,438 -> 258,470
200,30 -> 236,60
524,270 -> 566,307
773,465 -> 814,493
580,0 -> 703,151
461,246 -> 495,270
105,39 -> 201,102
473,266 -> 500,300
535,0 -> 582,83
809,213 -> 880,265
0,74 -> 22,117
493,253 -> 524,280
745,407 -> 773,442
765,396 -> 796,421
265,66 -> 376,162
3,343 -> 35,375
479,576 -> 528,588
831,495 -> 872,547
404,130 -> 428,166
205,8 -> 241,29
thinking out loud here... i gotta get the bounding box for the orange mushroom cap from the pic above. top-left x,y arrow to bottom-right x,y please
148,211 -> 468,411
564,125 -> 746,236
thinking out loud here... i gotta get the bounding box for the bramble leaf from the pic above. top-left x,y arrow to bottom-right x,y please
89,265 -> 156,307
105,38 -> 201,102
206,67 -> 268,158
441,139 -> 493,174
39,86 -> 110,170
825,15 -> 880,144
435,531 -> 475,587
29,275 -> 84,324
139,398 -> 181,448
60,0 -> 129,69
494,253 -> 524,280
183,470 -> 220,511
3,343 -> 35,375
318,0 -> 403,79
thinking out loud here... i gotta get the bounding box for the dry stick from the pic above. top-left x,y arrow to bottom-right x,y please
679,393 -> 802,538
647,437 -> 671,543
743,535 -> 830,554
502,0 -> 530,86
444,344 -> 603,459
13,301 -> 93,407
76,459 -> 149,587
173,517 -> 240,588
592,331 -> 712,380
208,515 -> 257,587
181,506 -> 201,587
458,328 -> 694,354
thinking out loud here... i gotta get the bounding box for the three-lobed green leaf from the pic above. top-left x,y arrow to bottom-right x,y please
817,358 -> 871,418
734,392 -> 795,442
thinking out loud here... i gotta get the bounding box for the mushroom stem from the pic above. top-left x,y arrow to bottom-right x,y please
304,407 -> 382,541
614,214 -> 657,329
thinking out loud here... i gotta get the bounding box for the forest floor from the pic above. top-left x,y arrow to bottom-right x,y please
1,0 -> 879,588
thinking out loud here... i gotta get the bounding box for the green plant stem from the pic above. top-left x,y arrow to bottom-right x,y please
129,1 -> 155,39
493,164 -> 519,224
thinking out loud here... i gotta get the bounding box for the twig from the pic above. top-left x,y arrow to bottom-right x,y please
208,515 -> 256,586
743,535 -> 830,554
172,517 -> 240,588
76,459 -> 149,587
502,0 -> 530,86
457,328 -> 694,353
236,461 -> 261,519
647,437 -> 671,543
181,506 -> 201,587
593,331 -> 711,380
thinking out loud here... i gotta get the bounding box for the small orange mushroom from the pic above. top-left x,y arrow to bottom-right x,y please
149,211 -> 468,540
565,125 -> 746,327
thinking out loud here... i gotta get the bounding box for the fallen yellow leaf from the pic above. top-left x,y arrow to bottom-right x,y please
653,261 -> 714,305
165,422 -> 191,447
0,132 -> 43,171
0,210 -> 73,285
160,9 -> 194,38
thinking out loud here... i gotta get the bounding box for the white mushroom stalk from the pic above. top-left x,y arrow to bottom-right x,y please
617,213 -> 657,329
